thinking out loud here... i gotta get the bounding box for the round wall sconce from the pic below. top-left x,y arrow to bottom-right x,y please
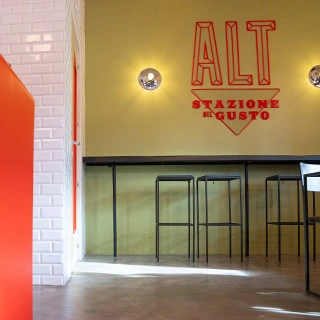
308,65 -> 320,88
138,68 -> 162,90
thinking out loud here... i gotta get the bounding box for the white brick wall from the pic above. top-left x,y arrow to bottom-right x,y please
0,0 -> 85,285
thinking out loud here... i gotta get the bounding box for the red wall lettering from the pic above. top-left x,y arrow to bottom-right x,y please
191,22 -> 223,86
247,20 -> 276,85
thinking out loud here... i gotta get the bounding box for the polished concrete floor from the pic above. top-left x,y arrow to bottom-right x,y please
33,254 -> 320,320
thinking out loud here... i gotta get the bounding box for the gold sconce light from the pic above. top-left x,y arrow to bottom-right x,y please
138,68 -> 162,90
308,65 -> 320,88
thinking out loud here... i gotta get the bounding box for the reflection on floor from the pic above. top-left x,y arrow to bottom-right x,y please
33,255 -> 320,320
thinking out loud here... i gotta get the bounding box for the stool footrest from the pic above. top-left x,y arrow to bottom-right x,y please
158,223 -> 193,226
198,222 -> 241,227
267,222 -> 304,226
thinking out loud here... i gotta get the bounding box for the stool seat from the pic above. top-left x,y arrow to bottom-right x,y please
156,175 -> 195,181
197,174 -> 242,181
196,174 -> 243,262
155,174 -> 195,262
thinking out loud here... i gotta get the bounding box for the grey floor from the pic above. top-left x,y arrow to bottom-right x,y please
33,254 -> 320,320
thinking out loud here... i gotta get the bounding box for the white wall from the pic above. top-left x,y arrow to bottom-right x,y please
0,0 -> 85,285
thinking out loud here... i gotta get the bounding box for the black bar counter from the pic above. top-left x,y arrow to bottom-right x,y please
83,155 -> 320,257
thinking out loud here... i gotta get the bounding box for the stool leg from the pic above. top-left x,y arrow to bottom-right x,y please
192,178 -> 195,262
277,178 -> 281,262
156,180 -> 160,262
312,192 -> 316,261
297,180 -> 301,257
265,179 -> 269,257
205,177 -> 209,263
196,179 -> 200,259
239,178 -> 243,262
228,180 -> 232,258
188,180 -> 191,259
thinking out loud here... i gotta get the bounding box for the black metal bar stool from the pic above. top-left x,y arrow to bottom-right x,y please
196,174 -> 243,263
265,175 -> 303,261
155,175 -> 195,262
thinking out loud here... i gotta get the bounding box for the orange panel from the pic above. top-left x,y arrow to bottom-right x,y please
0,55 -> 34,320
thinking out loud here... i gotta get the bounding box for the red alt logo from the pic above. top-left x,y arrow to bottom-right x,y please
191,21 -> 279,135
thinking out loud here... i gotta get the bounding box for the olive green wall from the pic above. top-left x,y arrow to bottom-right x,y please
85,0 -> 320,255
85,0 -> 320,156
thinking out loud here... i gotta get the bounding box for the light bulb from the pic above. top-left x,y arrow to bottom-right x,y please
138,68 -> 162,90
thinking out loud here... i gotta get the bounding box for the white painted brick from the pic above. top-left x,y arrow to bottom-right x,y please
43,52 -> 63,63
34,151 -> 52,162
12,64 -> 31,74
41,276 -> 63,286
33,96 -> 41,106
33,242 -> 52,253
43,11 -> 63,22
0,5 -> 11,14
33,185 -> 41,195
35,107 -> 52,116
42,207 -> 63,218
22,34 -> 41,43
0,25 -> 10,34
20,74 -> 41,85
42,117 -> 64,128
42,140 -> 64,152
53,219 -> 63,229
42,162 -> 63,173
34,118 -> 41,129
33,43 -> 52,52
21,53 -> 41,63
34,195 -> 52,207
53,265 -> 63,275
33,276 -> 41,285
12,4 -> 33,13
33,2 -> 53,12
34,173 -> 52,184
32,64 -> 52,74
53,128 -> 64,138
53,241 -> 63,252
6,55 -> 20,64
34,128 -> 52,139
41,230 -> 63,241
42,74 -> 63,84
22,13 -> 42,23
33,230 -> 40,241
11,23 -> 31,34
2,0 -> 21,4
33,207 -> 41,218
54,42 -> 64,53
52,196 -> 63,206
53,150 -> 64,160
32,22 -> 52,32
34,219 -> 52,229
33,265 -> 52,275
34,164 -> 41,174
33,253 -> 40,264
53,1 -> 64,11
1,34 -> 20,44
42,253 -> 62,263
11,43 -> 31,54
34,140 -> 41,151
53,173 -> 63,183
1,14 -> 22,24
42,95 -> 63,106
43,32 -> 63,42
0,45 -> 10,55
42,185 -> 63,195
53,21 -> 64,31
53,84 -> 63,94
